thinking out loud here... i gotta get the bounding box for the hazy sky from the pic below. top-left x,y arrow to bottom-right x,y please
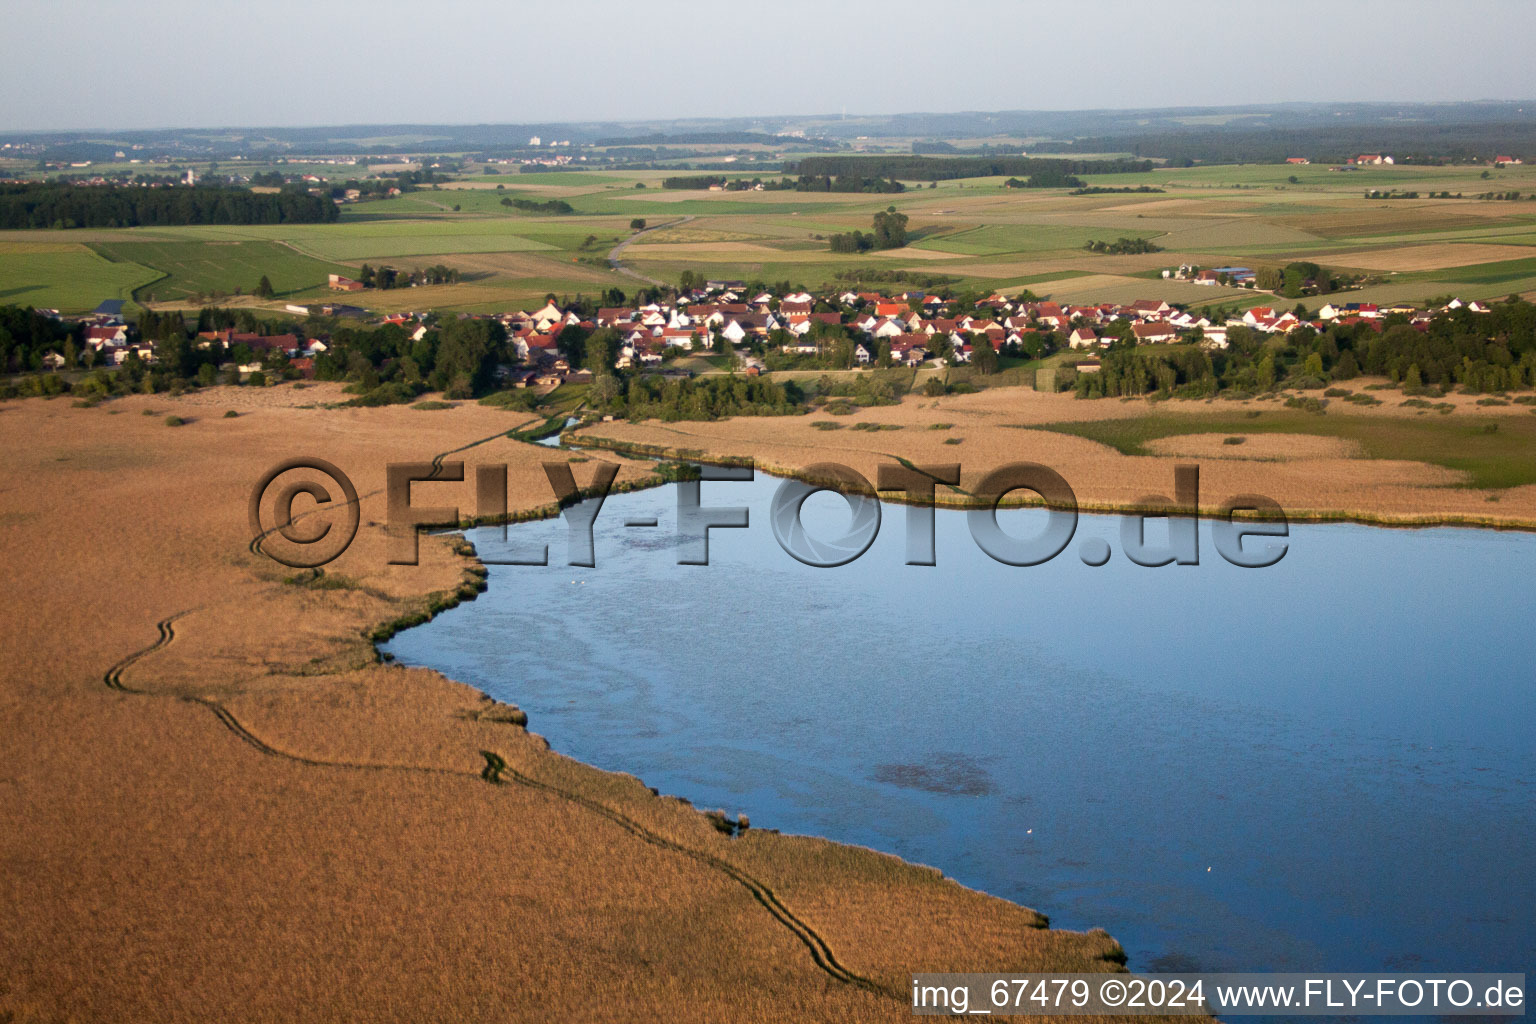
6,0 -> 1536,132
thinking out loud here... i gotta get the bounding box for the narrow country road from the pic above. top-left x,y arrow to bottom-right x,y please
607,215 -> 695,287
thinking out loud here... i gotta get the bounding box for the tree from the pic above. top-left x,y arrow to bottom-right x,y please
255,275 -> 274,298
629,218 -> 646,231
589,372 -> 621,406
971,334 -> 998,375
1334,349 -> 1359,380
871,207 -> 909,250
876,339 -> 893,367
585,330 -> 618,374
1256,354 -> 1277,390
431,317 -> 506,395
1404,363 -> 1424,391
1303,352 -> 1325,378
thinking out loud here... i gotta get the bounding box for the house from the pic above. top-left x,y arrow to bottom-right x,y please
230,333 -> 301,357
595,307 -> 634,326
853,343 -> 872,365
779,335 -> 819,355
1130,322 -> 1177,344
658,328 -> 697,349
1068,327 -> 1099,349
1285,157 -> 1310,165
328,274 -> 365,292
1073,359 -> 1102,373
886,334 -> 930,366
41,352 -> 67,370
1127,299 -> 1173,320
1494,156 -> 1523,166
85,325 -> 129,350
1033,302 -> 1067,328
531,301 -> 564,329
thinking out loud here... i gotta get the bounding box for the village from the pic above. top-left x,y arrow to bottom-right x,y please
48,280 -> 1500,390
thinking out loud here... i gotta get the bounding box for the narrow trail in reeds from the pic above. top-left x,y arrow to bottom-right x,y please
120,429 -> 897,997
101,608 -> 896,999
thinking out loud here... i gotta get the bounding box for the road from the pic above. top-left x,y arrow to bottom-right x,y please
607,215 -> 695,288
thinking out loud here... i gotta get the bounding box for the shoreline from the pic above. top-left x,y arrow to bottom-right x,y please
563,431 -> 1536,534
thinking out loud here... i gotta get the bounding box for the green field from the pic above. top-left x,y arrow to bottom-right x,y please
915,224 -> 1163,256
7,159 -> 1536,315
1036,408 -> 1536,489
0,244 -> 162,311
87,240 -> 354,302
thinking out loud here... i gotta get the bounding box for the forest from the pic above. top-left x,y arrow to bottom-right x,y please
0,183 -> 339,229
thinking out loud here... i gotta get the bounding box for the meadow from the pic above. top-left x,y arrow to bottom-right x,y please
88,240 -> 354,301
6,159 -> 1536,312
1032,405 -> 1536,489
0,242 -> 162,309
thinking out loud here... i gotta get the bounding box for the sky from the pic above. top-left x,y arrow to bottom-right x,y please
6,0 -> 1536,132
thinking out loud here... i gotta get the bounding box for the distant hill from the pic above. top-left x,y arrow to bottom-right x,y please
4,102 -> 1535,164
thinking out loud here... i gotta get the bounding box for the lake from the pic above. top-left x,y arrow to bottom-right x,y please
384,470 -> 1535,976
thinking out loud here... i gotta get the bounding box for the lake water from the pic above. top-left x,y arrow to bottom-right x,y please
384,471 -> 1535,976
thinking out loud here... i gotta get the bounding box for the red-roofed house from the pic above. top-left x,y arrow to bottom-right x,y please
1131,322 -> 1177,344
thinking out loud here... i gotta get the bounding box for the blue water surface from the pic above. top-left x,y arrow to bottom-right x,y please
385,473 -> 1534,976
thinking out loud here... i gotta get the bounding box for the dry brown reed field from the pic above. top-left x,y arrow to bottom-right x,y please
0,389 -> 1193,1024
570,383 -> 1536,528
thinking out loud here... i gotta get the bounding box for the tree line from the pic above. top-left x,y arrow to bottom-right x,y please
501,197 -> 574,213
0,183 -> 338,229
786,155 -> 1154,181
1004,171 -> 1085,189
661,173 -> 904,193
355,263 -> 462,289
1084,237 -> 1163,254
830,208 -> 909,253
